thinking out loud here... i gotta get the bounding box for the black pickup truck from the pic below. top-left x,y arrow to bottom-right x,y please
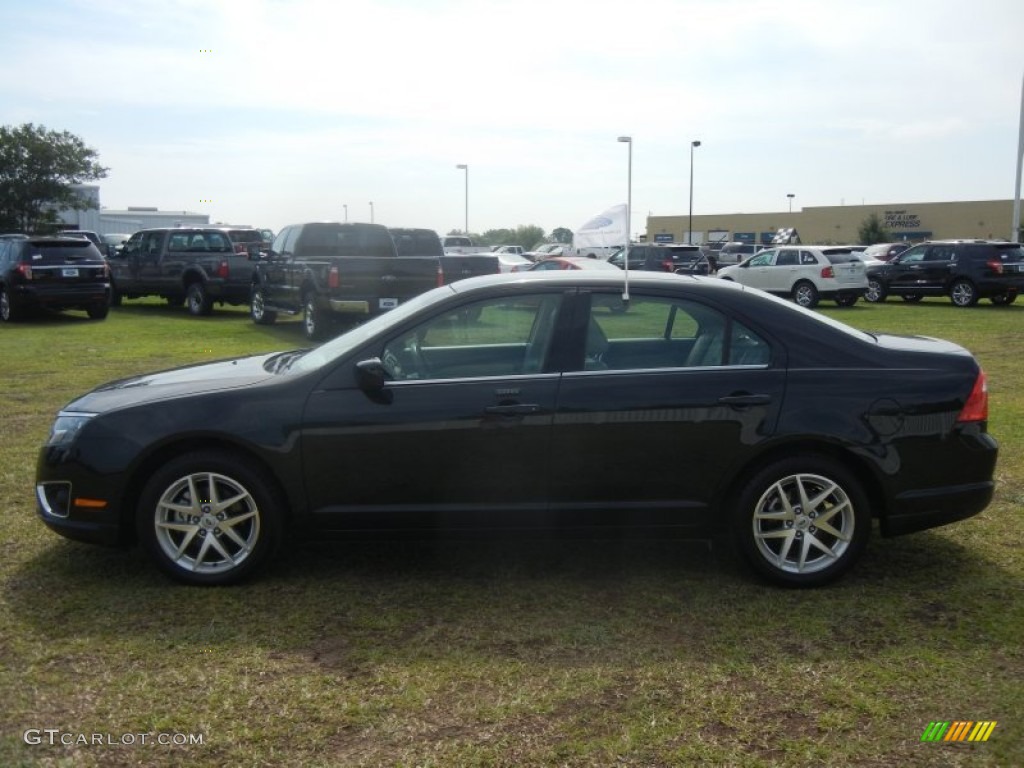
250,222 -> 442,340
389,227 -> 500,284
108,228 -> 255,315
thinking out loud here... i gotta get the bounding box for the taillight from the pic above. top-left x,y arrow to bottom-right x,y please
986,258 -> 1003,274
16,263 -> 33,280
957,371 -> 988,423
216,260 -> 230,279
821,266 -> 835,278
328,265 -> 340,289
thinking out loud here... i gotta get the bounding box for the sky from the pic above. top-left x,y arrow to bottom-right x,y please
1,0 -> 1022,238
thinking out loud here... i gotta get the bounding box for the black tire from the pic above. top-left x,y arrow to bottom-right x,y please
732,454 -> 871,587
86,303 -> 109,320
949,279 -> 978,307
136,451 -> 284,585
186,282 -> 213,316
792,281 -> 819,308
303,293 -> 329,341
250,285 -> 277,325
901,295 -> 923,303
864,278 -> 887,303
0,287 -> 22,322
991,293 -> 1017,306
834,295 -> 858,307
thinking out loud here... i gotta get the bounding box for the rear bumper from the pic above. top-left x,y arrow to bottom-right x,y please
12,282 -> 110,309
880,481 -> 995,537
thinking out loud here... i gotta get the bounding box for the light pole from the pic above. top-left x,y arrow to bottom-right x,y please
369,201 -> 374,223
689,140 -> 701,244
617,136 -> 632,300
787,193 -> 795,213
456,164 -> 468,235
343,204 -> 348,223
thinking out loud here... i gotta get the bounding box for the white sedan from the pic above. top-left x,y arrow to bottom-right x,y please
717,246 -> 868,308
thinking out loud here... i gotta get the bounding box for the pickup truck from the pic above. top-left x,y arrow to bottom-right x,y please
251,222 -> 442,340
390,227 -> 499,285
440,235 -> 491,255
108,228 -> 255,315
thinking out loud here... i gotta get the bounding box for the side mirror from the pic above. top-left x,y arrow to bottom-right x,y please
354,358 -> 392,403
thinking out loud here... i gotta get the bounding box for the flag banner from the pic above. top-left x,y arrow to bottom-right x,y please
573,204 -> 628,250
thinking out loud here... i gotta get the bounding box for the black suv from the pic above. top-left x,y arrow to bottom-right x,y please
608,244 -> 710,274
1,235 -> 110,321
865,240 -> 1024,306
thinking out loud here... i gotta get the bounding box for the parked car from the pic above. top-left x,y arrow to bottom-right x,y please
35,272 -> 997,587
717,245 -> 868,308
523,243 -> 570,262
58,230 -> 105,251
861,242 -> 911,263
493,252 -> 532,272
716,242 -> 761,266
1,235 -> 110,321
101,233 -> 131,259
525,256 -> 622,271
251,222 -> 442,340
389,227 -> 499,285
109,228 -> 255,315
491,245 -> 524,256
864,240 -> 1024,306
607,244 -> 705,273
440,235 -> 490,255
216,227 -> 266,258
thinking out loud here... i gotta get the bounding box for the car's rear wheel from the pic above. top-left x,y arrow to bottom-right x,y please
86,303 -> 109,320
950,279 -> 979,307
864,278 -> 887,303
792,281 -> 819,308
0,287 -> 22,322
250,285 -> 277,325
732,455 -> 870,587
186,282 -> 213,316
303,293 -> 330,341
991,293 -> 1017,306
834,294 -> 858,307
136,451 -> 284,585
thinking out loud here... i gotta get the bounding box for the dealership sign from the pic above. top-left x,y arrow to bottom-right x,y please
884,210 -> 921,230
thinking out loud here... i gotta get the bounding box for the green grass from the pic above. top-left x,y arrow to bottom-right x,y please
1,296 -> 1021,767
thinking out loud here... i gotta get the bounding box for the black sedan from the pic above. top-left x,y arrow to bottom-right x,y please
35,272 -> 998,587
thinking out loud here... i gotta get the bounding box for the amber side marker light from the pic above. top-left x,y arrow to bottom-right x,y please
957,371 -> 988,423
74,498 -> 108,509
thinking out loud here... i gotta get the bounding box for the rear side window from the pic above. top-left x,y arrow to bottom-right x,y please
23,240 -> 103,263
823,250 -> 860,264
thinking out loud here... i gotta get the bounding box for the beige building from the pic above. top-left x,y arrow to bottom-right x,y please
646,199 -> 1020,246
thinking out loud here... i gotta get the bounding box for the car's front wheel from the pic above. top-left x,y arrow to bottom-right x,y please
136,451 -> 284,585
186,282 -> 213,316
792,281 -> 819,308
303,293 -> 329,341
250,285 -> 277,325
949,279 -> 979,307
864,278 -> 887,303
732,455 -> 870,587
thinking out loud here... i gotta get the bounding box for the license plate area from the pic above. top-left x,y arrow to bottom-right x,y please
61,268 -> 80,278
379,298 -> 398,310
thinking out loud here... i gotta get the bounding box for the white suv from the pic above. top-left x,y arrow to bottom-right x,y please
717,246 -> 868,308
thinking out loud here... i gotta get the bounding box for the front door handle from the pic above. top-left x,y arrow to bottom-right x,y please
718,393 -> 772,407
484,404 -> 542,416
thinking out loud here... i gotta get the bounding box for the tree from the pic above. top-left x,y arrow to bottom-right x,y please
550,227 -> 573,244
0,123 -> 108,232
857,213 -> 890,245
514,224 -> 545,250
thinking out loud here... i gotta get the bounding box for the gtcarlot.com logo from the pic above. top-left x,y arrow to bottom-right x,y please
921,721 -> 997,742
24,729 -> 204,747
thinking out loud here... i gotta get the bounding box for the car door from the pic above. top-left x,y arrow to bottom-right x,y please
546,289 -> 785,531
884,244 -> 932,293
300,289 -> 568,529
735,248 -> 778,291
110,232 -> 143,287
261,226 -> 300,309
138,230 -> 168,289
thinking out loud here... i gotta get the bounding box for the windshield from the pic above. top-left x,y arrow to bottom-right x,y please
287,284 -> 458,373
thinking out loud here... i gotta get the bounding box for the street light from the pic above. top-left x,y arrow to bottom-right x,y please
343,204 -> 348,223
369,201 -> 374,223
689,140 -> 701,245
787,193 -> 795,213
617,136 -> 632,300
455,164 -> 468,235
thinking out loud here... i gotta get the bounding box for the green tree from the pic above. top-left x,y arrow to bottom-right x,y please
550,227 -> 573,244
515,224 -> 545,250
0,123 -> 107,233
857,213 -> 890,245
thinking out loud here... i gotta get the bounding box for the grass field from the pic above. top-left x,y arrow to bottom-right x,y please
1,296 -> 1021,767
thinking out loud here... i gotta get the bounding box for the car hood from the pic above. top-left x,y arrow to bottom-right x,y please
65,352 -> 285,413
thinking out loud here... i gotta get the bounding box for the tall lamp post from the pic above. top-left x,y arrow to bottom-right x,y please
617,136 -> 632,300
456,164 -> 469,235
369,201 -> 374,223
343,204 -> 348,223
688,140 -> 701,244
787,193 -> 795,213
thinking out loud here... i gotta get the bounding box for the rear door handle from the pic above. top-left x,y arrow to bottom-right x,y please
718,394 -> 772,406
484,404 -> 542,416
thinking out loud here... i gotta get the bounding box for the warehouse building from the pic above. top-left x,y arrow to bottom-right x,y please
646,199 -> 1020,246
57,184 -> 210,235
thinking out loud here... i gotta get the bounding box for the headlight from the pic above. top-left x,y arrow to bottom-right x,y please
47,412 -> 96,446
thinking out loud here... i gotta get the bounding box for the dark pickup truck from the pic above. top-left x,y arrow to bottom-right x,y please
389,227 -> 499,284
108,228 -> 255,315
250,222 -> 443,340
